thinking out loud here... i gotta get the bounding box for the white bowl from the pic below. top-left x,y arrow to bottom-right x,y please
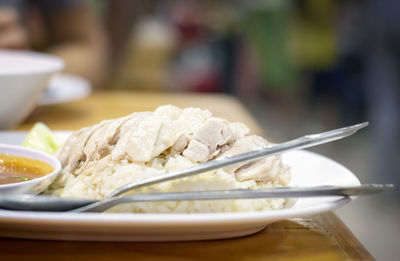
0,144 -> 61,194
0,50 -> 64,129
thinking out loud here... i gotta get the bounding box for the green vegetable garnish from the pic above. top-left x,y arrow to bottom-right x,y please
22,122 -> 64,155
16,176 -> 31,181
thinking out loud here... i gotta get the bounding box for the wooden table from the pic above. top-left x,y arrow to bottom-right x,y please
3,91 -> 373,260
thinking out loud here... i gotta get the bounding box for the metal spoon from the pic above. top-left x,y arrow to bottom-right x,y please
0,122 -> 370,212
0,184 -> 393,212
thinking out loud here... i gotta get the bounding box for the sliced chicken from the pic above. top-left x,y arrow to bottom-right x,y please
228,122 -> 250,140
170,133 -> 189,155
218,135 -> 271,173
235,157 -> 277,182
111,112 -> 153,161
57,121 -> 107,171
56,105 -> 289,187
183,119 -> 236,163
216,135 -> 289,185
183,139 -> 210,162
83,114 -> 132,163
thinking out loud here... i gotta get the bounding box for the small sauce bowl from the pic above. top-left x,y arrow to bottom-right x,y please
0,144 -> 61,194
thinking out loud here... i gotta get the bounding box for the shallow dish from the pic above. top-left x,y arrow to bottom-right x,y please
39,73 -> 92,105
0,144 -> 61,195
0,131 -> 360,241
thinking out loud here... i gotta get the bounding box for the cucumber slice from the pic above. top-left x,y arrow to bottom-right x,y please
22,123 -> 64,154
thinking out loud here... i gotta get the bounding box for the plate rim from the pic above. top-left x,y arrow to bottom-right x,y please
0,197 -> 351,225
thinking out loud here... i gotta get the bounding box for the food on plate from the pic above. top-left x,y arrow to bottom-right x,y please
42,105 -> 291,213
23,123 -> 64,155
0,153 -> 54,185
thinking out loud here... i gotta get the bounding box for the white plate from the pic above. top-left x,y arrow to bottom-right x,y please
0,132 -> 360,241
39,74 -> 91,105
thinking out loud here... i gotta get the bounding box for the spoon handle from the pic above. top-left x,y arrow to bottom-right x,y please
74,184 -> 393,213
110,122 -> 369,197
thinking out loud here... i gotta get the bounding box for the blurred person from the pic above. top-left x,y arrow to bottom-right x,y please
104,0 -> 154,71
0,0 -> 108,88
365,0 -> 400,190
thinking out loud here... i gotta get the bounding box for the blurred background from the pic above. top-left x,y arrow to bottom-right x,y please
1,0 -> 399,259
